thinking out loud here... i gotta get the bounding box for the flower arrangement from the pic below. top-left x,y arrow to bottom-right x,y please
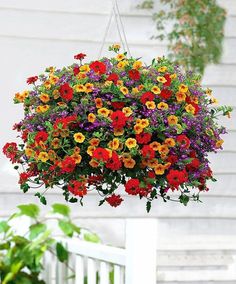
3,44 -> 232,211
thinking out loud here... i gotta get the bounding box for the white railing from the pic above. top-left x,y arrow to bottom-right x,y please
44,218 -> 157,284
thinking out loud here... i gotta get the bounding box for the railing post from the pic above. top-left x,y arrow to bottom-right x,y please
125,218 -> 157,284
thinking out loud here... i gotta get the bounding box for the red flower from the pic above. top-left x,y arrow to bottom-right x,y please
54,115 -> 77,129
111,101 -> 125,109
140,92 -> 155,104
92,147 -> 110,162
68,180 -> 87,197
167,155 -> 178,165
59,83 -> 74,101
186,97 -> 200,115
176,135 -> 190,149
2,142 -> 18,162
148,171 -> 156,179
141,145 -> 155,159
106,194 -> 123,207
186,158 -> 200,171
19,172 -> 30,184
167,169 -> 188,189
73,66 -> 80,76
125,178 -> 140,195
128,69 -> 141,81
90,61 -> 107,74
61,157 -> 76,173
159,89 -> 172,100
138,184 -> 152,197
27,76 -> 38,84
35,131 -> 48,144
136,132 -> 152,144
163,74 -> 172,87
106,152 -> 122,171
88,175 -> 103,185
74,53 -> 86,60
111,110 -> 128,129
107,73 -> 119,84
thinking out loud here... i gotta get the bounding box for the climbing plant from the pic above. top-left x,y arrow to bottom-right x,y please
138,0 -> 226,74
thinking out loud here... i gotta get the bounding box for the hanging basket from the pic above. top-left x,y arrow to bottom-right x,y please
3,44 -> 232,210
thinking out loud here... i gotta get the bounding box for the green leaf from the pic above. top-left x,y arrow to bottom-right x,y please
179,194 -> 190,206
56,242 -> 69,262
40,196 -> 47,205
29,223 -> 47,240
52,204 -> 70,217
0,221 -> 10,233
84,233 -> 100,243
146,201 -> 152,213
17,204 -> 39,219
58,220 -> 73,237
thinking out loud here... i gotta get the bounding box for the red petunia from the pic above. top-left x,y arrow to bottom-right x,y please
111,101 -> 125,109
35,131 -> 48,144
111,110 -> 128,129
106,151 -> 122,171
106,194 -> 123,207
19,172 -> 30,184
176,135 -> 190,149
90,61 -> 107,74
186,97 -> 200,115
68,180 -> 87,197
140,92 -> 155,104
74,53 -> 86,60
88,175 -> 103,185
92,147 -> 110,162
73,66 -> 80,76
141,145 -> 155,159
138,184 -> 152,197
2,142 -> 18,162
59,83 -> 74,101
128,69 -> 141,81
136,132 -> 152,144
167,154 -> 178,165
186,158 -> 200,171
54,115 -> 77,129
107,73 -> 119,84
159,89 -> 172,100
167,169 -> 188,189
61,157 -> 76,173
163,74 -> 172,87
27,76 -> 38,84
125,178 -> 140,195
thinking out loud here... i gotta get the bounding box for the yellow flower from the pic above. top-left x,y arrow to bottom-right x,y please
147,159 -> 159,168
117,80 -> 124,87
157,76 -> 167,83
71,153 -> 82,164
53,90 -> 60,99
120,86 -> 129,95
116,54 -> 126,61
124,158 -> 136,169
36,105 -> 50,113
80,65 -> 90,73
14,92 -> 27,103
44,81 -> 51,90
49,75 -> 59,85
114,128 -> 124,136
73,146 -> 81,154
104,80 -> 113,87
179,84 -> 188,93
122,107 -> 133,117
112,43 -> 121,50
164,138 -> 176,147
87,146 -> 96,156
150,141 -> 161,151
154,164 -> 165,175
25,147 -> 34,157
122,153 -> 132,161
133,61 -> 142,69
140,119 -> 149,128
98,107 -> 110,117
151,86 -> 161,94
89,138 -> 100,147
88,113 -> 96,123
38,152 -> 49,163
211,97 -> 218,104
206,88 -> 212,96
167,115 -> 178,125
185,104 -> 195,114
89,159 -> 99,168
134,124 -> 143,134
125,138 -> 137,149
75,84 -> 86,92
157,102 -> 168,110
74,132 -> 85,143
109,138 -> 120,150
158,144 -> 169,156
57,102 -> 66,107
145,101 -> 156,110
132,87 -> 139,94
85,83 -> 94,93
48,150 -> 57,161
215,139 -> 224,148
170,73 -> 177,79
176,92 -> 186,102
117,60 -> 128,69
158,66 -> 167,73
39,93 -> 50,103
51,138 -> 60,149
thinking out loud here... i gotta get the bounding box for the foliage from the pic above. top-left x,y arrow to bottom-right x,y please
0,203 -> 100,284
139,0 -> 226,74
3,44 -> 232,210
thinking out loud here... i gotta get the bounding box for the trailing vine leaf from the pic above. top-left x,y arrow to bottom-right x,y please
52,203 -> 70,217
17,204 -> 39,219
56,242 -> 69,262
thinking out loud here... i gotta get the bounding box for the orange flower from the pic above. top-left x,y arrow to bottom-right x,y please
164,138 -> 176,147
89,138 -> 100,147
95,98 -> 103,108
87,146 -> 96,156
167,115 -> 178,125
150,141 -> 161,151
158,144 -> 169,155
134,124 -> 143,134
40,93 -> 50,103
147,159 -> 159,168
108,138 -> 120,150
89,159 -> 99,168
185,104 -> 195,114
154,164 -> 165,175
176,92 -> 186,102
124,158 -> 136,168
114,128 -> 124,136
88,113 -> 96,123
51,138 -> 60,149
215,139 -> 224,148
85,83 -> 94,93
71,153 -> 82,164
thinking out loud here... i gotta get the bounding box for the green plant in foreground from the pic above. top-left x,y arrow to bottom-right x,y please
0,203 -> 100,284
139,0 -> 226,74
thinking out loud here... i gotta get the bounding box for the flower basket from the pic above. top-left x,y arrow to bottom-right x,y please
3,44 -> 232,211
